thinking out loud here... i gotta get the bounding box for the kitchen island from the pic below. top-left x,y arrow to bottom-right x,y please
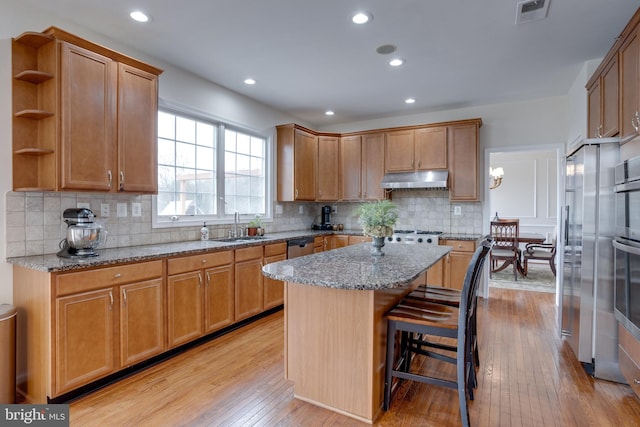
262,243 -> 451,423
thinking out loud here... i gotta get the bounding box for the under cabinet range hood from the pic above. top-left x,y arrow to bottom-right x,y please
380,170 -> 448,189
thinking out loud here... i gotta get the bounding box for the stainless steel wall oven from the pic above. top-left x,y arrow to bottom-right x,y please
614,155 -> 640,340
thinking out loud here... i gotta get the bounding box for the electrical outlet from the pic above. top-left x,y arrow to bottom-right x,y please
332,204 -> 337,214
298,205 -> 304,214
275,204 -> 283,215
454,205 -> 462,216
100,203 -> 110,217
117,203 -> 128,218
131,202 -> 142,217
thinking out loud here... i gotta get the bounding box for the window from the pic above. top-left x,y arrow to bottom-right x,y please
154,109 -> 269,227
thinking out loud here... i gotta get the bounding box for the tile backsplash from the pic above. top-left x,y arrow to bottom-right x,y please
5,190 -> 482,257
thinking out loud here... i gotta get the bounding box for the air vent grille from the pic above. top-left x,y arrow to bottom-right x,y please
516,0 -> 550,24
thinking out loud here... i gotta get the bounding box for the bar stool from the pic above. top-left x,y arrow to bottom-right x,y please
383,241 -> 491,427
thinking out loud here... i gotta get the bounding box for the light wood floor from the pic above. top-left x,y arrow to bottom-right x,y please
69,289 -> 640,426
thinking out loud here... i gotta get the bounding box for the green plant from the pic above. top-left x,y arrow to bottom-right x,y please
353,200 -> 398,237
248,215 -> 263,228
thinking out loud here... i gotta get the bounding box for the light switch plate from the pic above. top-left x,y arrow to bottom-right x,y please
100,204 -> 110,217
454,206 -> 462,216
131,202 -> 142,217
298,205 -> 304,214
117,203 -> 128,217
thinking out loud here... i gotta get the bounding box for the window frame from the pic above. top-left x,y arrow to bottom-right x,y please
152,102 -> 273,229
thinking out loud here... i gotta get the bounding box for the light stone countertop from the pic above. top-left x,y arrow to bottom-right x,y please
261,243 -> 451,291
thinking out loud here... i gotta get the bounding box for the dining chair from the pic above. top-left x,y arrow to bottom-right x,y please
490,219 -> 520,281
522,229 -> 557,277
383,240 -> 492,427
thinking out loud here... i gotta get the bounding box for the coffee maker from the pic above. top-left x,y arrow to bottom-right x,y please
312,205 -> 333,230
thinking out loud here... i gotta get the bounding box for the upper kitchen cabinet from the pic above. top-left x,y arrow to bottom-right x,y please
448,120 -> 482,202
415,127 -> 448,170
384,129 -> 415,172
361,132 -> 386,200
620,27 -> 640,143
317,135 -> 340,201
339,135 -> 362,200
11,27 -> 162,193
587,54 -> 619,139
276,124 -> 318,201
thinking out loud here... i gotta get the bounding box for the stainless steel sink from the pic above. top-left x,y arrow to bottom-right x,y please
213,236 -> 267,243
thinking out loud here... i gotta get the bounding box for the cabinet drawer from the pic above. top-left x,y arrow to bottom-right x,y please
620,324 -> 640,366
264,242 -> 286,257
619,345 -> 640,396
167,250 -> 233,275
235,246 -> 263,262
56,260 -> 163,296
441,239 -> 475,252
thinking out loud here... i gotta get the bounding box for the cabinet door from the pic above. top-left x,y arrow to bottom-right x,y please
204,265 -> 235,333
59,42 -> 117,191
415,127 -> 447,170
264,253 -> 287,309
317,136 -> 340,201
235,258 -> 264,321
117,63 -> 158,193
120,278 -> 164,366
587,79 -> 602,139
340,135 -> 362,200
362,133 -> 385,200
385,129 -> 414,172
55,288 -> 115,394
167,271 -> 203,348
449,124 -> 479,201
601,55 -> 619,138
331,235 -> 349,249
426,256 -> 446,287
448,251 -> 473,291
348,235 -> 371,245
294,129 -> 317,200
620,29 -> 640,142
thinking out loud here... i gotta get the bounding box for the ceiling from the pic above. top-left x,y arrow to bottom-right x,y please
20,0 -> 640,127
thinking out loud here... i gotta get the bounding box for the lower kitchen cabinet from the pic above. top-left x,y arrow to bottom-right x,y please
330,235 -> 349,249
167,250 -> 234,348
263,243 -> 287,310
441,239 -> 477,290
55,288 -> 116,395
235,246 -> 264,321
426,256 -> 446,287
120,278 -> 164,367
348,235 -> 372,245
314,236 -> 326,252
619,324 -> 640,398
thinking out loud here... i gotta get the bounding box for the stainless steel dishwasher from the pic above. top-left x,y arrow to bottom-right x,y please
287,236 -> 315,258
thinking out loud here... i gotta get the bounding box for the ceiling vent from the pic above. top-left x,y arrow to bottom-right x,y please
515,0 -> 549,25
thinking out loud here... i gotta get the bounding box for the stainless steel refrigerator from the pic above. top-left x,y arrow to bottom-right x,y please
561,138 -> 624,382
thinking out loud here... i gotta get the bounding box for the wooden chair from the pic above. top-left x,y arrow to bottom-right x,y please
522,231 -> 557,277
490,220 -> 520,281
383,240 -> 492,427
404,237 -> 494,387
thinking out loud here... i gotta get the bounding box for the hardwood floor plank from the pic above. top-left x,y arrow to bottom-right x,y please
68,289 -> 640,426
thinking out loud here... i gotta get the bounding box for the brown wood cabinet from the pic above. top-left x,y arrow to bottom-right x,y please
235,246 -> 264,321
276,124 -> 318,201
317,136 -> 340,201
348,235 -> 372,245
11,27 -> 162,193
263,243 -> 287,309
167,251 -> 234,348
340,135 -> 362,200
426,256 -> 446,287
330,235 -> 349,249
440,239 -> 477,290
314,236 -> 327,252
385,129 -> 415,172
588,54 -> 619,139
361,133 -> 386,200
621,27 -> 640,143
448,123 -> 480,201
53,260 -> 163,396
415,127 -> 448,170
619,324 -> 640,398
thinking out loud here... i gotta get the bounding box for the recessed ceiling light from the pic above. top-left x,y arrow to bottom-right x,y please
244,78 -> 256,85
405,98 -> 416,104
376,44 -> 397,55
389,58 -> 405,67
325,110 -> 335,116
352,12 -> 372,24
130,11 -> 150,23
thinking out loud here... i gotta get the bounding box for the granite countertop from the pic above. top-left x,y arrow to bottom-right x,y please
6,229 -> 481,274
261,243 -> 451,291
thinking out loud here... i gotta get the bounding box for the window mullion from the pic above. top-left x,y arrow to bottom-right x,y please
217,124 -> 227,218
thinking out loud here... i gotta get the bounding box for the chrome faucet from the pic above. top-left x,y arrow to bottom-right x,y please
234,211 -> 239,237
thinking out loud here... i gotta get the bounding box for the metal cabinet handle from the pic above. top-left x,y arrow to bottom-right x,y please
206,272 -> 211,284
109,292 -> 113,310
633,112 -> 640,132
122,289 -> 127,305
119,171 -> 125,191
107,170 -> 113,188
114,273 -> 122,278
198,273 -> 203,287
202,259 -> 207,264
295,189 -> 299,198
597,124 -> 603,138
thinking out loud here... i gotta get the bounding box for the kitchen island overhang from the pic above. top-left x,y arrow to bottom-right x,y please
262,243 -> 452,423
